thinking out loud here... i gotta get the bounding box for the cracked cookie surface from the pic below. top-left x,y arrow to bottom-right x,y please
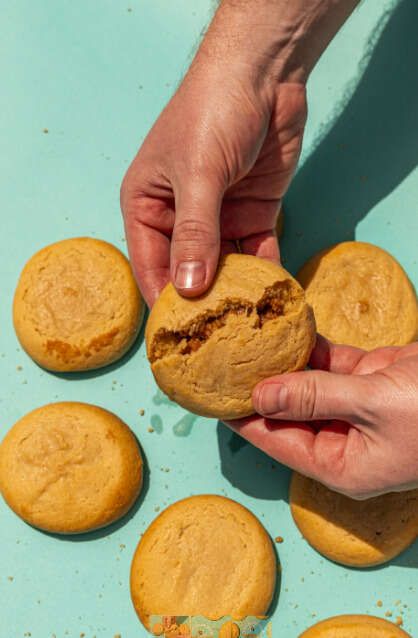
290,472 -> 418,568
0,402 -> 143,533
297,241 -> 418,350
130,495 -> 276,628
13,237 -> 144,371
146,254 -> 316,419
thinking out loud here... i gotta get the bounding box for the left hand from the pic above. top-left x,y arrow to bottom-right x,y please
227,336 -> 418,499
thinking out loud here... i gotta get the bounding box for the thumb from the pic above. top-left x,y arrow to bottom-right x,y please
253,369 -> 378,425
171,178 -> 222,297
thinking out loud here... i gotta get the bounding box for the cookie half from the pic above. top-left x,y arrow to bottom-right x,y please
290,473 -> 418,567
130,495 -> 277,628
0,402 -> 143,533
146,254 -> 316,419
13,237 -> 144,371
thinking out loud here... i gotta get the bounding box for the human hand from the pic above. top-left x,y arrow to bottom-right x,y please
121,3 -> 309,307
228,336 -> 418,499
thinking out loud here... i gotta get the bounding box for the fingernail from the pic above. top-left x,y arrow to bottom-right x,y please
174,261 -> 206,290
258,384 -> 288,415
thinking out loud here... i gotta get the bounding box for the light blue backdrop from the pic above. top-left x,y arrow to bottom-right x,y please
0,1 -> 417,637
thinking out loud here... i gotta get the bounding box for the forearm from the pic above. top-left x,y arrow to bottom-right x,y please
194,0 -> 361,83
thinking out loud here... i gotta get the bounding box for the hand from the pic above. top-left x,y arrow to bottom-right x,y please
228,336 -> 418,499
121,70 -> 306,306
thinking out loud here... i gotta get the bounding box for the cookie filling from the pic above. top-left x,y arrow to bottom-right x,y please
150,280 -> 302,361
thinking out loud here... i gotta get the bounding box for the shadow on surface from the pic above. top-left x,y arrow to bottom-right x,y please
282,0 -> 418,273
217,421 -> 290,502
43,436 -> 149,542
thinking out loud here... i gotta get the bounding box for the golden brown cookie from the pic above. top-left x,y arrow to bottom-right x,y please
130,495 -> 276,629
299,614 -> 411,637
146,254 -> 315,419
290,473 -> 418,567
13,237 -> 144,371
0,402 -> 143,533
297,241 -> 418,349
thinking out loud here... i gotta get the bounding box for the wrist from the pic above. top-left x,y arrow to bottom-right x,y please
193,0 -> 360,86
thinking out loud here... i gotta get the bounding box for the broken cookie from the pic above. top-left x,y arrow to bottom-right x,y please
146,254 -> 316,419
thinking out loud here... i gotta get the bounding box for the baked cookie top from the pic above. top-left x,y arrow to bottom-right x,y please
300,614 -> 411,637
297,241 -> 418,349
130,494 -> 277,628
0,402 -> 143,533
146,254 -> 315,419
290,472 -> 418,567
13,237 -> 144,371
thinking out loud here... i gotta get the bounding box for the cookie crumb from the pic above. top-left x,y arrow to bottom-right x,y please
385,611 -> 392,618
395,617 -> 403,626
114,634 -> 122,638
7,576 -> 14,581
16,365 -> 22,371
154,506 -> 160,512
275,536 -> 284,543
139,409 -> 145,416
147,426 -> 154,433
43,128 -> 49,133
80,634 -> 85,637
376,600 -> 383,607
119,544 -> 126,550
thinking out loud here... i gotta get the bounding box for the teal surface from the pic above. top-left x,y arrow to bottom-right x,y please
0,1 -> 417,637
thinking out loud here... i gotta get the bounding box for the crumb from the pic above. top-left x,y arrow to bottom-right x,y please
395,617 -> 403,627
164,467 -> 170,472
385,611 -> 392,618
16,365 -> 22,371
154,506 -> 160,512
114,634 -> 122,638
127,6 -> 132,10
7,576 -> 14,581
43,128 -> 49,134
120,544 -> 126,550
112,380 -> 117,384
275,536 -> 284,543
147,426 -> 154,433
139,409 -> 145,416
376,600 -> 383,607
301,577 -> 305,582
395,600 -> 401,606
80,634 -> 85,637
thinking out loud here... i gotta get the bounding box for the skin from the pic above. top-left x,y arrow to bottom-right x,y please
121,0 -> 418,498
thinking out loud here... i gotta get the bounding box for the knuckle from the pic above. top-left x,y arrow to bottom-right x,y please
174,218 -> 217,247
298,377 -> 320,420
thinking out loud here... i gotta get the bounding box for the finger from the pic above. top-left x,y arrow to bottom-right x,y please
252,368 -> 378,425
240,230 -> 280,264
124,216 -> 170,307
310,334 -> 366,374
171,178 -> 222,297
219,198 -> 279,239
227,416 -> 352,485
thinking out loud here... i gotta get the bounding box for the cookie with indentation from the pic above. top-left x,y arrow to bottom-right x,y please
146,254 -> 316,419
13,237 -> 144,371
300,614 -> 411,637
297,241 -> 418,349
290,472 -> 418,567
0,402 -> 143,533
130,495 -> 276,629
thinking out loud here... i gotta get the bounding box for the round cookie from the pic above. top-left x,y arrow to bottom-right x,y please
290,473 -> 418,567
13,237 -> 144,371
297,241 -> 418,349
130,495 -> 276,628
0,402 -> 143,533
146,254 -> 316,419
300,614 -> 411,637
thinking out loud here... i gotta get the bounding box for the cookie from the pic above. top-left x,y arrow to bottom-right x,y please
130,495 -> 277,628
297,241 -> 418,349
290,473 -> 418,567
0,402 -> 143,533
146,254 -> 315,419
13,237 -> 144,371
300,614 -> 411,637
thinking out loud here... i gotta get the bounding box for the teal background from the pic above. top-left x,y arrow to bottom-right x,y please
0,1 -> 417,637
